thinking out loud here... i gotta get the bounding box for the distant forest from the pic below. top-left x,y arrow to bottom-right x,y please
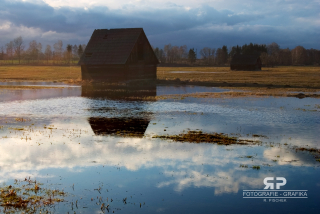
153,43 -> 320,66
0,36 -> 319,66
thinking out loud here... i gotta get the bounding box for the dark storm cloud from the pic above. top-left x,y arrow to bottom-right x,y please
0,1 -> 262,35
0,1 -> 66,31
0,0 -> 319,49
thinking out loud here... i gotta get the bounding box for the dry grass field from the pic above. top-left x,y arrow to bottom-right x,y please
0,65 -> 81,82
0,65 -> 319,96
157,66 -> 320,89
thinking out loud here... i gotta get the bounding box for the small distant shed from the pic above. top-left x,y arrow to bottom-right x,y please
78,28 -> 159,81
230,54 -> 262,71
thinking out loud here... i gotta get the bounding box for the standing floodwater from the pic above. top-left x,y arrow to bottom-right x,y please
0,84 -> 319,213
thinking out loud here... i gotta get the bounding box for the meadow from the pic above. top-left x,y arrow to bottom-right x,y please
0,65 -> 80,82
157,66 -> 320,89
0,65 -> 319,94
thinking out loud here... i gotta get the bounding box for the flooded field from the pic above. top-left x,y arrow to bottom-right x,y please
0,83 -> 319,213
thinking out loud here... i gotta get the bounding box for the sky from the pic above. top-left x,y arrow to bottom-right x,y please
0,0 -> 319,51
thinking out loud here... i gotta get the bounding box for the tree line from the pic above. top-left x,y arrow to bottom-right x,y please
1,36 -> 319,66
153,43 -> 320,66
0,36 -> 86,65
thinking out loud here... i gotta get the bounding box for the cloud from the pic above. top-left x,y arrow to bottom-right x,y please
0,0 -> 319,53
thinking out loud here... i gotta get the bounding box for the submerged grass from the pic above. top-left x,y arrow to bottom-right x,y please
252,165 -> 261,170
153,130 -> 248,145
0,178 -> 66,213
295,147 -> 320,153
293,146 -> 320,162
153,131 -> 320,164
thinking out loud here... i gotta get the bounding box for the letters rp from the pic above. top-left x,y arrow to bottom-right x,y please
264,177 -> 287,189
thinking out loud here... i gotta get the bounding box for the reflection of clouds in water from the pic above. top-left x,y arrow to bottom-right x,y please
263,147 -> 317,166
157,169 -> 269,195
0,171 -> 53,184
0,118 -> 318,194
277,137 -> 319,148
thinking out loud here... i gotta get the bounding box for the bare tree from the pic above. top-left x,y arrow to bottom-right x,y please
164,44 -> 172,63
291,46 -> 307,65
38,42 -> 43,61
81,44 -> 86,52
266,42 -> 280,65
171,46 -> 180,62
53,40 -> 63,63
153,47 -> 166,63
6,41 -> 14,64
267,42 -> 280,55
13,36 -> 24,64
163,44 -> 188,63
77,45 -> 84,58
27,40 -> 42,62
211,48 -> 216,64
178,45 -> 188,60
200,47 -> 215,65
200,47 -> 210,59
278,48 -> 291,65
45,45 -> 52,64
72,44 -> 78,59
261,52 -> 276,67
0,46 -> 4,61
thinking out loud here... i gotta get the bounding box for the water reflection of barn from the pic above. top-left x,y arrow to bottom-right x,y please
78,28 -> 159,81
83,83 -> 156,138
230,54 -> 262,71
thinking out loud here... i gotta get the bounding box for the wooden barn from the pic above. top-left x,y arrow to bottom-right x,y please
78,28 -> 159,81
230,54 -> 262,71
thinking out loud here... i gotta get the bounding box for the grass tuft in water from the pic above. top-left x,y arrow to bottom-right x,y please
0,178 -> 66,213
252,165 -> 261,170
153,131 -> 246,145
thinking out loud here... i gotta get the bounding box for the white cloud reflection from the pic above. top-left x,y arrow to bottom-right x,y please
0,117 -> 317,194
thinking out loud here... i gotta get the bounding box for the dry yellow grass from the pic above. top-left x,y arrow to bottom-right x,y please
0,66 -> 319,93
0,65 -> 81,81
156,90 -> 320,100
157,66 -> 320,89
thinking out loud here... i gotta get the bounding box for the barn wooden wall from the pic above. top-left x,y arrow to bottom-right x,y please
81,64 -> 156,81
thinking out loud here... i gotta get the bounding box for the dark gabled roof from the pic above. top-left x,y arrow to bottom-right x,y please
230,54 -> 260,65
79,28 -> 147,65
